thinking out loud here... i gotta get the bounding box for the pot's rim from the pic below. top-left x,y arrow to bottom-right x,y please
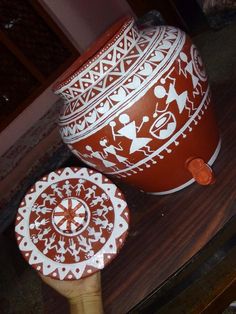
53,16 -> 133,92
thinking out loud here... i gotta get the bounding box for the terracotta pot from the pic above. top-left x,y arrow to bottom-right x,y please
53,17 -> 220,194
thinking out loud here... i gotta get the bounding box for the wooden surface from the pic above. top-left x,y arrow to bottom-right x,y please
0,14 -> 234,314
34,23 -> 236,313
0,20 -> 216,313
41,26 -> 236,313
99,55 -> 236,313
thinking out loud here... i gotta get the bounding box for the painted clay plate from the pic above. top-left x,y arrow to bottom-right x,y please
15,167 -> 129,280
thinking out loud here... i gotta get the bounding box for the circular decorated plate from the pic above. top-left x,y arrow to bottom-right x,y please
15,167 -> 129,280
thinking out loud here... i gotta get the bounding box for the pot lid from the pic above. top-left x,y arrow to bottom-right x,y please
15,167 -> 129,280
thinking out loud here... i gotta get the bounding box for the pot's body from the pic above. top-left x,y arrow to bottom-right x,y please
54,17 -> 220,194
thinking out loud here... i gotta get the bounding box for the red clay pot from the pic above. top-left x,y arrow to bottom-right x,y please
53,17 -> 220,194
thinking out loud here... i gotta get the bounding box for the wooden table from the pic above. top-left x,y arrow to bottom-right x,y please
100,55 -> 236,314
41,25 -> 236,314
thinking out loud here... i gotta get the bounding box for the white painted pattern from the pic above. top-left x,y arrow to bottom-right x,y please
58,26 -> 184,142
55,18 -> 137,94
15,167 -> 129,280
52,197 -> 90,235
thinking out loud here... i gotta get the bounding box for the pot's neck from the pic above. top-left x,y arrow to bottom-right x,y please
54,17 -> 139,104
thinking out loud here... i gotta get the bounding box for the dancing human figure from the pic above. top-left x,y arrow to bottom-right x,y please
99,138 -> 133,167
32,203 -> 52,215
90,193 -> 108,207
54,237 -> 67,263
87,226 -> 105,244
43,233 -> 57,254
68,238 -> 80,262
85,185 -> 97,200
178,51 -> 204,97
154,75 -> 194,117
93,217 -> 113,231
29,217 -> 49,230
41,193 -> 56,206
68,144 -> 97,169
31,227 -> 51,244
85,145 -> 116,170
51,183 -> 63,198
77,235 -> 94,258
109,114 -> 153,156
75,179 -> 85,195
62,180 -> 72,197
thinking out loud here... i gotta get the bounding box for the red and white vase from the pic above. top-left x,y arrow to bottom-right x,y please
53,17 -> 220,194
